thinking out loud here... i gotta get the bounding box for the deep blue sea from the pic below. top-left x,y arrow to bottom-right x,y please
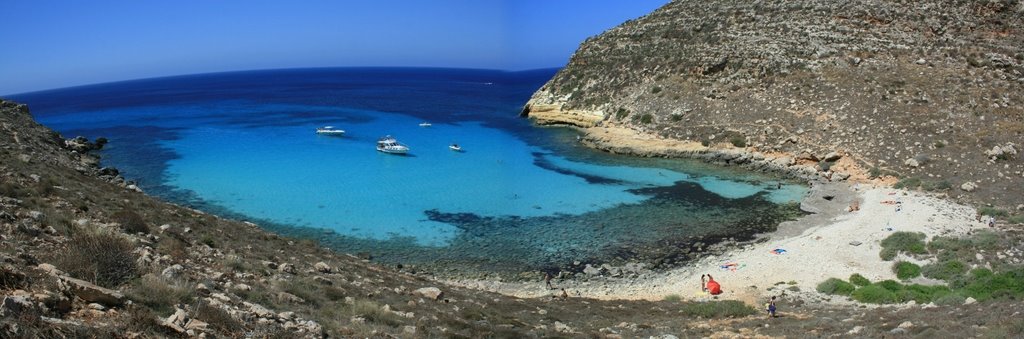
12,68 -> 806,275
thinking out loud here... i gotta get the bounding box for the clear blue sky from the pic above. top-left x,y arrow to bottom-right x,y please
0,0 -> 666,95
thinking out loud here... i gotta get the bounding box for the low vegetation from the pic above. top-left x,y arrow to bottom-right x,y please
677,301 -> 756,318
54,231 -> 138,288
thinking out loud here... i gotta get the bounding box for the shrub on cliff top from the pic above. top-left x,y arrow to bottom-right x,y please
922,260 -> 968,281
851,284 -> 898,304
113,210 -> 149,234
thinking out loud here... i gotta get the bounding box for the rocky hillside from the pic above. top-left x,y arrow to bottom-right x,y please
524,0 -> 1024,212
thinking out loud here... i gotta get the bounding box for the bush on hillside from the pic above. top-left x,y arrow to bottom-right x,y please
56,231 -> 137,288
113,210 -> 150,234
849,273 -> 871,286
817,278 -> 856,296
922,260 -> 968,281
893,261 -> 922,280
678,300 -> 756,318
127,274 -> 194,316
851,284 -> 898,304
880,232 -> 927,260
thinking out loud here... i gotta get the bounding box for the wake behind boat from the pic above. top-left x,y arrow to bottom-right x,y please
315,126 -> 345,136
376,135 -> 410,154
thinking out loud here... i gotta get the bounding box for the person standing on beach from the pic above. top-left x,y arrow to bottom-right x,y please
766,296 -> 777,318
544,272 -> 553,289
700,274 -> 708,292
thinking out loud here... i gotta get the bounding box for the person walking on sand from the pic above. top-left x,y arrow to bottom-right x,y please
544,272 -> 553,289
700,274 -> 708,292
766,296 -> 777,318
560,288 -> 569,299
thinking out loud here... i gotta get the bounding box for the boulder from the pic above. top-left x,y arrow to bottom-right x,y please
60,276 -> 125,307
960,182 -> 977,192
314,262 -> 333,274
0,295 -> 33,317
277,263 -> 296,274
161,264 -> 184,279
904,158 -> 919,168
244,302 -> 275,318
413,287 -> 444,300
583,264 -> 602,276
822,152 -> 842,162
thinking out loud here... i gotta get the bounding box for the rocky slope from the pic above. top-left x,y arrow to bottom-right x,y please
1,90 -> 1023,337
524,0 -> 1024,213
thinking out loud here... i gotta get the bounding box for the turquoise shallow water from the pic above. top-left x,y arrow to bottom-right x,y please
15,68 -> 808,274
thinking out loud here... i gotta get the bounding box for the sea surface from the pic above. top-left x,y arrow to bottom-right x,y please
12,68 -> 807,275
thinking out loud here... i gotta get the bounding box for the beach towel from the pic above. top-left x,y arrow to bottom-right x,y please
770,248 -> 787,255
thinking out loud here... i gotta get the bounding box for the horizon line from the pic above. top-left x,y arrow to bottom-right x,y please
4,65 -> 563,97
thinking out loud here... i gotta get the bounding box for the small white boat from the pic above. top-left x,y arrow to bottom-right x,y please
449,144 -> 463,152
418,122 -> 432,127
377,135 -> 409,154
315,126 -> 345,136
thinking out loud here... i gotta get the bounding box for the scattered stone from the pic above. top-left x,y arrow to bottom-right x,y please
234,283 -> 252,292
278,263 -> 296,274
404,325 -> 417,335
898,321 -> 914,329
822,151 -> 841,162
60,276 -> 125,307
87,303 -> 106,311
161,264 -> 184,279
554,321 -> 574,333
314,262 -> 333,274
848,326 -> 864,335
650,335 -> 679,339
849,241 -> 863,246
904,158 -> 919,168
244,302 -> 275,318
413,287 -> 444,300
964,297 -> 977,305
583,264 -> 602,276
960,182 -> 977,192
0,295 -> 32,317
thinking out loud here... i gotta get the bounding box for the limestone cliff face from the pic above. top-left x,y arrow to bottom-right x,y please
524,0 -> 1024,207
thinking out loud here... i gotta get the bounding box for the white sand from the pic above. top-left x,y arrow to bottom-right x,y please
446,185 -> 987,305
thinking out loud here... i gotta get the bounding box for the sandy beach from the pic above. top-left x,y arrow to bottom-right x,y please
446,183 -> 988,305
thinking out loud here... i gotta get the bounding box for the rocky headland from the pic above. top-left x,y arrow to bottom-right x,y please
523,0 -> 1024,213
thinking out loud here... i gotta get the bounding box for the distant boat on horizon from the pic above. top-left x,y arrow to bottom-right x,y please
315,126 -> 345,136
418,122 -> 432,127
449,144 -> 463,152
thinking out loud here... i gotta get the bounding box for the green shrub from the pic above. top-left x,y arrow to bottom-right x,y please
961,267 -> 1024,301
194,302 -> 244,336
868,167 -> 883,178
876,279 -> 904,292
903,284 -> 951,303
678,300 -> 756,318
978,207 -> 1009,217
893,262 -> 922,280
639,114 -> 653,124
1008,215 -> 1024,225
922,260 -> 968,281
663,294 -> 682,302
615,108 -> 629,120
894,177 -> 922,189
113,210 -> 149,234
933,292 -> 966,306
817,278 -> 856,296
922,180 -> 952,191
851,284 -> 898,304
970,230 -> 1007,250
849,273 -> 871,286
128,274 -> 194,315
651,86 -> 662,94
56,231 -> 137,288
730,136 -> 747,148
879,232 -> 927,260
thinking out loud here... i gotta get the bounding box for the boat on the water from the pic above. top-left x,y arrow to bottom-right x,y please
449,144 -> 463,152
315,126 -> 345,136
376,135 -> 410,154
418,122 -> 432,127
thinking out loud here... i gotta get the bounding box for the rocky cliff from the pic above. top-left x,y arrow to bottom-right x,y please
524,0 -> 1024,210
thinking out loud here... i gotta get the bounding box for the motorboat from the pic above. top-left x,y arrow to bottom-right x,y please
449,144 -> 463,152
376,135 -> 409,154
418,122 -> 432,127
315,126 -> 345,136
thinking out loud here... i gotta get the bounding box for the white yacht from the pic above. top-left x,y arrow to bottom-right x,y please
376,135 -> 409,154
449,144 -> 463,152
418,122 -> 432,127
315,126 -> 345,136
